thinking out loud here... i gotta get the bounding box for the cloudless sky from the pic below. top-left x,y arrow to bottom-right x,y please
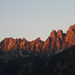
0,0 -> 75,41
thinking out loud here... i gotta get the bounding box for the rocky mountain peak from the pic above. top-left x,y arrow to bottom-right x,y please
50,30 -> 57,39
36,37 -> 41,41
57,29 -> 63,40
67,24 -> 75,34
0,24 -> 75,54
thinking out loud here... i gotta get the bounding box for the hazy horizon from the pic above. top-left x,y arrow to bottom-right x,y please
0,0 -> 75,41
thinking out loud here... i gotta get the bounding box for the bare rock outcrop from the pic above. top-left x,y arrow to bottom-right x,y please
0,24 -> 75,55
65,25 -> 75,47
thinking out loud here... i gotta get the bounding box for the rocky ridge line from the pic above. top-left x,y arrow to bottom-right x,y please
0,25 -> 75,55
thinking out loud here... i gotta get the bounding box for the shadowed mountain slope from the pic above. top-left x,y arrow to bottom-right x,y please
51,45 -> 75,75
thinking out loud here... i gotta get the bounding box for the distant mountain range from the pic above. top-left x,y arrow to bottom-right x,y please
0,24 -> 75,75
0,25 -> 75,54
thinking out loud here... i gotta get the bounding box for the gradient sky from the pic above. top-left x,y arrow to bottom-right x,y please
0,0 -> 75,42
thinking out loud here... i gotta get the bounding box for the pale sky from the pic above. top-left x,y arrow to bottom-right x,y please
0,0 -> 75,42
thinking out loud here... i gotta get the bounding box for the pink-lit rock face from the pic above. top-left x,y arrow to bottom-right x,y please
65,25 -> 75,47
0,25 -> 75,54
57,30 -> 63,40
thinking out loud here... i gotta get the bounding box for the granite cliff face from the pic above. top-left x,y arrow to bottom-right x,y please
0,25 -> 75,54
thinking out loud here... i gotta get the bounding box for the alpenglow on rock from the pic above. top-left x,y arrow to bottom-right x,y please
0,25 -> 75,54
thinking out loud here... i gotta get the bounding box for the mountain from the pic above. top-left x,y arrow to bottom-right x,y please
0,44 -> 74,75
0,24 -> 75,75
0,25 -> 75,54
51,45 -> 75,75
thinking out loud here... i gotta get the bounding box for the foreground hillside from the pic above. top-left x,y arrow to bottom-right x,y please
51,45 -> 75,75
